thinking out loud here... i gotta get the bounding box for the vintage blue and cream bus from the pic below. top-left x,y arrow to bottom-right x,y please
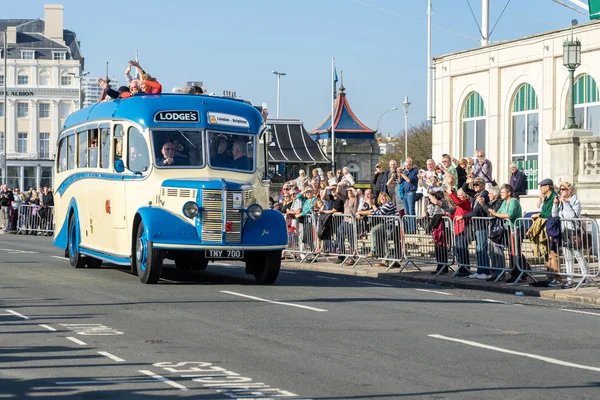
52,93 -> 287,284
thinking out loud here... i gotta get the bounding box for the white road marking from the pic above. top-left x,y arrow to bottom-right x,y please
139,370 -> 188,391
220,291 -> 328,312
0,248 -> 37,254
98,351 -> 125,362
39,324 -> 57,331
415,289 -> 454,296
359,281 -> 393,287
559,308 -> 600,317
56,379 -> 156,385
480,299 -> 523,306
316,275 -> 339,280
5,310 -> 30,319
65,337 -> 87,346
51,256 -> 68,261
429,334 -> 600,372
281,271 -> 299,275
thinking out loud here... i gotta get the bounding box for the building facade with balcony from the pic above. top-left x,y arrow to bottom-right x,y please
432,20 -> 600,217
0,4 -> 83,190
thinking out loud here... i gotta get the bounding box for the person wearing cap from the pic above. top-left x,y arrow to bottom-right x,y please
372,164 -> 384,200
509,163 -> 527,198
98,78 -> 133,100
457,175 -> 490,279
532,178 -> 557,220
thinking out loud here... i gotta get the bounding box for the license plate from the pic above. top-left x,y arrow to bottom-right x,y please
205,249 -> 244,259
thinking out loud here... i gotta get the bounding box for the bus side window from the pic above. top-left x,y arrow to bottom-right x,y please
67,135 -> 75,170
58,137 -> 67,173
100,128 -> 110,169
78,131 -> 88,168
114,124 -> 124,163
128,127 -> 150,173
88,129 -> 99,168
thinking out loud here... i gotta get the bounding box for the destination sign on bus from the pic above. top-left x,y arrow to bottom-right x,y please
207,112 -> 250,128
154,110 -> 199,122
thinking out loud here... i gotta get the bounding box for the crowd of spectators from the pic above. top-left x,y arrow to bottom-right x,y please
267,149 -> 589,289
0,185 -> 54,235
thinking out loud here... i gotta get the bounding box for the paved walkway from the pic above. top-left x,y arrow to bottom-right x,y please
282,257 -> 600,306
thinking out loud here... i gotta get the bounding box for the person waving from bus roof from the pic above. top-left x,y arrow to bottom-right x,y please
129,60 -> 162,94
97,78 -> 133,100
157,142 -> 188,167
229,141 -> 251,170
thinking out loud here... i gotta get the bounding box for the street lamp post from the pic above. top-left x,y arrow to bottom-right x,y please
563,35 -> 581,129
402,96 -> 411,159
68,71 -> 90,110
272,71 -> 286,119
375,107 -> 399,135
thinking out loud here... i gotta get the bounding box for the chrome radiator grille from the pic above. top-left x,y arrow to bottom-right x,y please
201,189 -> 253,243
201,190 -> 223,242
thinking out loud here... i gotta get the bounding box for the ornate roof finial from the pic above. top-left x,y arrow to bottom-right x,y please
339,71 -> 345,93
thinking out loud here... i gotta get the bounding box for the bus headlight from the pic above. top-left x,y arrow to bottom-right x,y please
247,204 -> 263,220
183,202 -> 199,219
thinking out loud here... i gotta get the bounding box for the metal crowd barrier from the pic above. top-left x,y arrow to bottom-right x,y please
311,213 -> 360,265
400,215 -> 454,275
283,213 -> 317,262
514,217 -> 600,290
16,204 -> 54,235
367,215 -> 403,269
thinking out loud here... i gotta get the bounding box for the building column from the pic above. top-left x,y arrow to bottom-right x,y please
29,99 -> 38,156
51,100 -> 59,155
7,99 -> 16,154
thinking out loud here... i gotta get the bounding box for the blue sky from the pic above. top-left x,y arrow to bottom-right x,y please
11,0 -> 584,135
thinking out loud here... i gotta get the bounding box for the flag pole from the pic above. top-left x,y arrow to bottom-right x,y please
2,29 -> 7,185
331,57 -> 335,173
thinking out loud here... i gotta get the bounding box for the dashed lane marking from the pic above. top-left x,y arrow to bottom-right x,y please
98,351 -> 125,362
559,308 -> 600,317
281,271 -> 299,275
358,281 -> 393,287
220,291 -> 328,312
481,299 -> 524,306
56,378 -> 157,385
5,310 -> 30,319
51,256 -> 68,261
0,248 -> 38,254
65,337 -> 87,346
39,324 -> 57,331
415,289 -> 454,296
429,334 -> 600,372
139,370 -> 188,391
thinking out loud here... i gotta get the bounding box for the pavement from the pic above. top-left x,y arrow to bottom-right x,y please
1,234 -> 600,399
283,256 -> 600,306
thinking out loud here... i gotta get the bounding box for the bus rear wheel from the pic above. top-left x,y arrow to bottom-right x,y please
249,251 -> 281,285
134,222 -> 164,284
68,215 -> 87,269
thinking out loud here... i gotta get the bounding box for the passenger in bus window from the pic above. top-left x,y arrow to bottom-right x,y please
173,140 -> 189,161
230,141 -> 251,170
211,136 -> 231,167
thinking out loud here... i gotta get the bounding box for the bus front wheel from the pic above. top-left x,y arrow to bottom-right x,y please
68,215 -> 87,269
134,222 -> 164,284
250,251 -> 281,285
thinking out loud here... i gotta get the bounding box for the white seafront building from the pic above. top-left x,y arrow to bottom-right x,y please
0,4 -> 83,190
432,21 -> 600,217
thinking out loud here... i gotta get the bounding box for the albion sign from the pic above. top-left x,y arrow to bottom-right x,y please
154,110 -> 199,122
0,91 -> 34,96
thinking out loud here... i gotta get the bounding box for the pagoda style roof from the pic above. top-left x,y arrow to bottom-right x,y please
310,85 -> 375,141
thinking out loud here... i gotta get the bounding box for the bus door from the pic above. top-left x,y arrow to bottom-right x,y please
81,123 -> 105,251
104,124 -> 130,257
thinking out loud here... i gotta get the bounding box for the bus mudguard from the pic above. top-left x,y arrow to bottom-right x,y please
53,198 -> 80,250
136,206 -> 197,246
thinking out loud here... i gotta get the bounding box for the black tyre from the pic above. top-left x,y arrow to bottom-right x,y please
252,251 -> 282,285
86,258 -> 103,269
68,215 -> 87,269
175,252 -> 209,271
133,221 -> 164,284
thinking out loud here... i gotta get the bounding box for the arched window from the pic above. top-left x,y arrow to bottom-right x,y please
17,69 -> 29,85
574,74 -> 600,136
462,92 -> 486,157
511,83 -> 539,193
39,69 -> 51,86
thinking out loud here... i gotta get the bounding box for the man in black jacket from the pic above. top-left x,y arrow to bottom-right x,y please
1,185 -> 14,231
40,187 -> 54,234
509,163 -> 527,198
372,164 -> 384,200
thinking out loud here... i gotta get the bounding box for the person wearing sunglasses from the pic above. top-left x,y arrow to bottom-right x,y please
157,142 -> 183,167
